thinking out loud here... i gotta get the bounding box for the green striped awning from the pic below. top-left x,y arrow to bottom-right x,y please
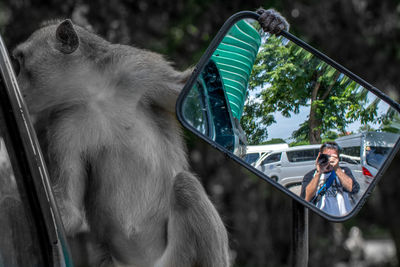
211,19 -> 261,120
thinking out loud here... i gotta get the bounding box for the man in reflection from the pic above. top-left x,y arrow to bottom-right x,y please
300,142 -> 360,216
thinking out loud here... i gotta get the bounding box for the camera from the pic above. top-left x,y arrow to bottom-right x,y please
318,153 -> 330,166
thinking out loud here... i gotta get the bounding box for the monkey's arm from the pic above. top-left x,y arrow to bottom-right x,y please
116,49 -> 193,114
48,142 -> 88,235
257,8 -> 289,34
148,67 -> 193,114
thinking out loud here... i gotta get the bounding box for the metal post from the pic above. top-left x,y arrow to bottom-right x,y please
291,199 -> 309,267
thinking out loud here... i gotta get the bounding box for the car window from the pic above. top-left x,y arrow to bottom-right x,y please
244,153 -> 259,164
342,146 -> 361,157
366,146 -> 391,169
341,146 -> 361,157
339,155 -> 360,165
182,81 -> 209,136
339,146 -> 361,165
286,149 -> 319,163
261,153 -> 281,165
202,60 -> 235,152
0,90 -> 45,265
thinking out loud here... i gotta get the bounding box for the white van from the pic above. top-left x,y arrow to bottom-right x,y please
335,131 -> 400,184
244,143 -> 289,166
254,144 -> 321,188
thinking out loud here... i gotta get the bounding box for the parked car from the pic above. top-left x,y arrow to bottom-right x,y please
336,131 -> 400,184
244,143 -> 289,166
254,144 -> 321,186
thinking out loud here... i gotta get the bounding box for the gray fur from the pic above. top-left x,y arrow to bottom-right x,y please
257,8 -> 290,34
14,20 -> 229,266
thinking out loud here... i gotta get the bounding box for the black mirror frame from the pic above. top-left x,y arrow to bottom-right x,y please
176,11 -> 400,222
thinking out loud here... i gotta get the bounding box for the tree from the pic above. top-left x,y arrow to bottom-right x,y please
244,34 -> 380,144
380,107 -> 400,134
321,130 -> 339,143
240,98 -> 275,145
262,138 -> 286,144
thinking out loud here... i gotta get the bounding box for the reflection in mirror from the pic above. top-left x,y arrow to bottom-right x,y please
180,18 -> 400,218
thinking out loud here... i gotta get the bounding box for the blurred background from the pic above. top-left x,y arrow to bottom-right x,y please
1,0 -> 399,266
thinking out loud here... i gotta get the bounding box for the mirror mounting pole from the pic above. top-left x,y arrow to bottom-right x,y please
291,199 -> 309,267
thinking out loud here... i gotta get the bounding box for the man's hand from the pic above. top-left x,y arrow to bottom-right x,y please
257,8 -> 289,34
329,154 -> 340,171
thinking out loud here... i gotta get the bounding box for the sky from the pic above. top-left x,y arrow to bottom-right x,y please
260,91 -> 392,143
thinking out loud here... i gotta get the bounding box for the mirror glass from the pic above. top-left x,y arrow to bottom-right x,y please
179,18 -> 400,218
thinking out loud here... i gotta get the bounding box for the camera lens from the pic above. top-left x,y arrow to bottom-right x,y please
318,154 -> 330,166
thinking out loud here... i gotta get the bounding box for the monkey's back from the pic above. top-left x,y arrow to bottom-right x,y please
17,20 -> 228,266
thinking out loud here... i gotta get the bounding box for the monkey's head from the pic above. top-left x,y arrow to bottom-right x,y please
13,19 -> 106,115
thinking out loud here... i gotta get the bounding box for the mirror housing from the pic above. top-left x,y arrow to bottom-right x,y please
176,11 -> 400,221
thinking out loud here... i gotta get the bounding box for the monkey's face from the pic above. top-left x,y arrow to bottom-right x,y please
13,20 -> 87,115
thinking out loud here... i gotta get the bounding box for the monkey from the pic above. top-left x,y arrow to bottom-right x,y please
12,8 -> 288,267
13,18 -> 228,267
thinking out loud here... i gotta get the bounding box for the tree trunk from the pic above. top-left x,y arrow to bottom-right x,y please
308,101 -> 322,144
309,78 -> 322,144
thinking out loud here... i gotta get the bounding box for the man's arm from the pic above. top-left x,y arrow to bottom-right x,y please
304,171 -> 321,202
303,153 -> 326,202
341,167 -> 360,194
331,155 -> 355,192
335,167 -> 354,192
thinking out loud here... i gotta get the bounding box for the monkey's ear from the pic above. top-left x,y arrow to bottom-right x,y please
56,19 -> 79,54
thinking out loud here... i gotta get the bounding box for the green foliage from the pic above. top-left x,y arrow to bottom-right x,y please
380,107 -> 400,134
322,130 -> 339,141
289,140 -> 310,147
240,99 -> 275,145
291,121 -> 309,143
262,138 -> 287,144
358,124 -> 374,133
243,34 -> 380,144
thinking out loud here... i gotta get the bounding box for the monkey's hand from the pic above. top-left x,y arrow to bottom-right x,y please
52,175 -> 89,235
58,199 -> 89,235
257,8 -> 289,34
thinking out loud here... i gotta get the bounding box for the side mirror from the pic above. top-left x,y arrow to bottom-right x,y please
176,11 -> 400,221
